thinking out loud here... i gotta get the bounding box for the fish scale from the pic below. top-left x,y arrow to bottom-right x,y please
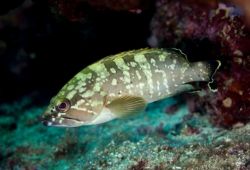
42,48 -> 221,127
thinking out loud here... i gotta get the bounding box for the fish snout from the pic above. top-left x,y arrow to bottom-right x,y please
41,112 -> 85,127
41,112 -> 54,126
42,119 -> 51,126
41,111 -> 63,126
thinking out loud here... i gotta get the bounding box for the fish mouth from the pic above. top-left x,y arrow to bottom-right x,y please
41,113 -> 84,127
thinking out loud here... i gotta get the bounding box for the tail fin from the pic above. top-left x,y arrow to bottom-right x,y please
191,60 -> 221,92
207,60 -> 221,92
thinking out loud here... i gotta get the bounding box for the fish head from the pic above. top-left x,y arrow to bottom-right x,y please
42,93 -> 98,127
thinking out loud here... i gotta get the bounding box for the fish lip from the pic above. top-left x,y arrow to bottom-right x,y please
41,114 -> 53,126
41,114 -> 85,127
42,120 -> 52,126
41,112 -> 57,126
61,115 -> 82,122
41,113 -> 50,121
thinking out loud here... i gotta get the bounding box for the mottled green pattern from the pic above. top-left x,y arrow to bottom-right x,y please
43,48 -> 219,127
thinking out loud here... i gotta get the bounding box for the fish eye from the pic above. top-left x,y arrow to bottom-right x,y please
56,99 -> 71,112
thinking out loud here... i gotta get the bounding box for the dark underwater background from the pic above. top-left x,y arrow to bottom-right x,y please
0,0 -> 250,169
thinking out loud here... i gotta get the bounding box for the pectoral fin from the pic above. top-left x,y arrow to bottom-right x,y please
106,96 -> 147,117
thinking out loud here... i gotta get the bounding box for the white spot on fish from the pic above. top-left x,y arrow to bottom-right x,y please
158,91 -> 161,96
137,86 -> 144,95
139,83 -> 145,89
79,87 -> 86,93
57,113 -> 65,117
169,63 -> 175,70
93,82 -> 101,92
82,90 -> 95,97
75,72 -> 85,80
135,70 -> 142,80
126,84 -> 131,89
89,63 -> 109,78
134,54 -> 154,94
114,58 -> 130,70
119,77 -> 124,81
134,54 -> 147,63
181,66 -> 188,73
123,70 -> 131,84
109,93 -> 116,97
130,62 -> 137,67
150,58 -> 156,67
67,85 -> 74,90
111,79 -> 117,86
66,90 -> 77,99
100,91 -> 106,96
156,81 -> 160,91
110,68 -> 116,73
75,99 -> 86,107
91,100 -> 103,107
159,54 -> 166,61
72,105 -> 87,111
87,73 -> 92,79
155,69 -> 169,91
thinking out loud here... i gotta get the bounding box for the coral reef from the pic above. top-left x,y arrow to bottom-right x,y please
149,0 -> 250,127
86,126 -> 250,170
0,97 -> 249,169
1,0 -> 249,169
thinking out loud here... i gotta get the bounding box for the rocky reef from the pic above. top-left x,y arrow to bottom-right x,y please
149,0 -> 250,128
0,97 -> 250,169
0,0 -> 249,169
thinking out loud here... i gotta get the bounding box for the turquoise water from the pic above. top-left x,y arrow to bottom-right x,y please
1,96 -> 249,169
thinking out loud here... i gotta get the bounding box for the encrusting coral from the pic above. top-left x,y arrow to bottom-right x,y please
149,0 -> 250,128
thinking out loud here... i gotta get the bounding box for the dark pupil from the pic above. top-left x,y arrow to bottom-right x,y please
58,102 -> 67,109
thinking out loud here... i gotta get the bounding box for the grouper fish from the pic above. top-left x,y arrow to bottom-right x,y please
42,48 -> 220,127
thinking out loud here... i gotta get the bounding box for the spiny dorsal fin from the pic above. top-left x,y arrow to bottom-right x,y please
106,96 -> 147,117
